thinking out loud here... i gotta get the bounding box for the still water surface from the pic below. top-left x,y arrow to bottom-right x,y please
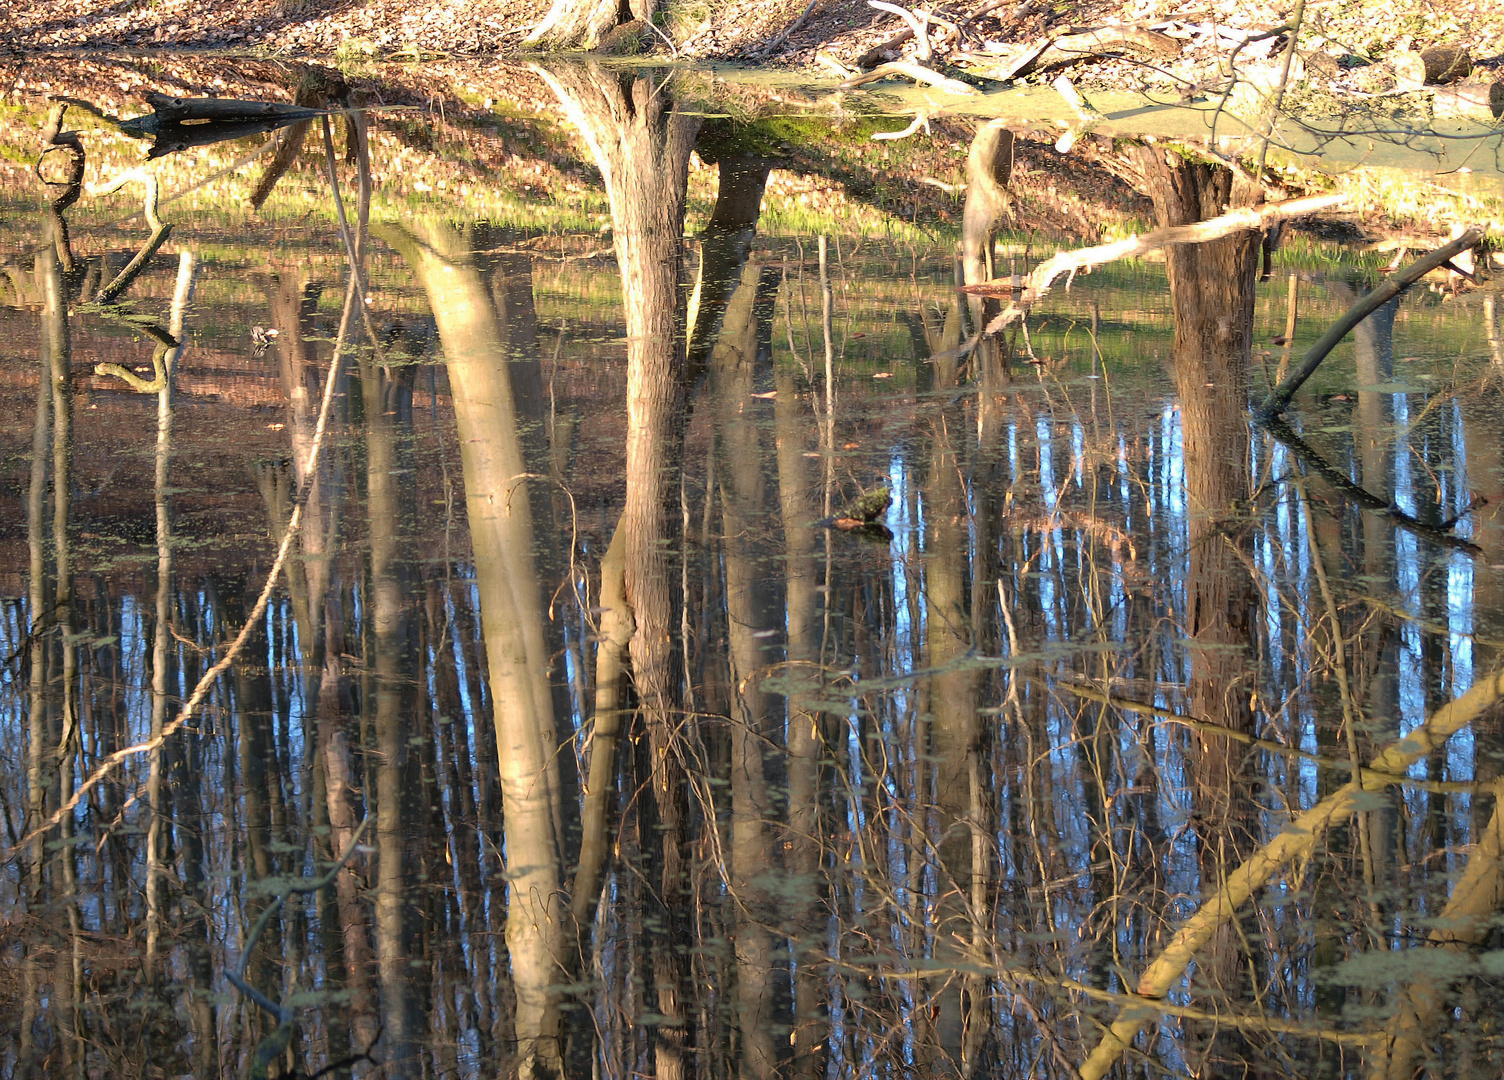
2,57 -> 1503,1080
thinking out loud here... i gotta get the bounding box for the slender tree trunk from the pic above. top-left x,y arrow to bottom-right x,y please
710,261 -> 784,1080
382,219 -> 570,1080
362,345 -> 425,1077
41,243 -> 86,1080
775,313 -> 825,1080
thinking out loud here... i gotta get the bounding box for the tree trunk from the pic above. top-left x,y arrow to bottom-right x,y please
538,61 -> 702,1080
382,219 -> 570,1080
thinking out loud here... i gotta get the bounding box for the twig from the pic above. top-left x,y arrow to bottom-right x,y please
227,817 -> 372,1078
1057,680 -> 1484,793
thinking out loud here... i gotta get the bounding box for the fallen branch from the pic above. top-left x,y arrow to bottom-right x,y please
1079,662 -> 1504,1079
872,111 -> 931,139
855,27 -> 914,68
840,59 -> 979,95
1257,226 -> 1485,418
749,0 -> 819,58
988,24 -> 1179,80
868,0 -> 931,62
965,192 -> 1345,330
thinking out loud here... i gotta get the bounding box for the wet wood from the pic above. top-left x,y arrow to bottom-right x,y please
839,60 -> 978,94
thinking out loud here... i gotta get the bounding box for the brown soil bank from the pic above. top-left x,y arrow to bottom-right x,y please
2,0 -> 1501,93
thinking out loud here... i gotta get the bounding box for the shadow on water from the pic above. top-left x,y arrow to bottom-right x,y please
3,53 -> 1504,1080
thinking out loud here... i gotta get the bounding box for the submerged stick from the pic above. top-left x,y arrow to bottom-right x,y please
1258,226 -> 1483,418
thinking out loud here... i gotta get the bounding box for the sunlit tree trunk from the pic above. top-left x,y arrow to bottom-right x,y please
381,219 -> 570,1080
538,62 -> 701,1080
17,245 -> 57,1080
143,252 -> 196,990
39,243 -> 86,1079
775,317 -> 825,1080
921,401 -> 980,1074
1136,146 -> 1262,1075
524,0 -> 657,51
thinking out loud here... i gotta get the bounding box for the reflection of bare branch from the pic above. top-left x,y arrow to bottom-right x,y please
228,817 -> 372,1079
88,169 -> 172,304
6,254 -> 362,865
1261,416 -> 1482,552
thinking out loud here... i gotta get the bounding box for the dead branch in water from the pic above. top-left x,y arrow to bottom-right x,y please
839,59 -> 978,95
1078,662 -> 1504,1079
964,192 -> 1345,331
1257,225 -> 1484,417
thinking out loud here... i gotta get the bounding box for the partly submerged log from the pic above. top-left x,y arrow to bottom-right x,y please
839,59 -> 978,95
116,94 -> 325,159
1078,663 -> 1504,1080
985,24 -> 1180,82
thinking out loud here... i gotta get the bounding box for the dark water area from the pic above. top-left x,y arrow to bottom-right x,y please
3,59 -> 1504,1080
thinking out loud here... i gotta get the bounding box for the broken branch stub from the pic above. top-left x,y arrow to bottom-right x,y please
867,0 -> 932,62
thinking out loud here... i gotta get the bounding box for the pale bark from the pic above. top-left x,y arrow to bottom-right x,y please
382,219 -> 568,1080
974,193 -> 1344,329
775,324 -> 825,1080
1080,665 -> 1504,1078
1377,778 -> 1504,1078
710,261 -> 783,1080
525,0 -> 657,49
362,344 -> 424,1077
145,252 -> 197,984
571,522 -> 632,936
